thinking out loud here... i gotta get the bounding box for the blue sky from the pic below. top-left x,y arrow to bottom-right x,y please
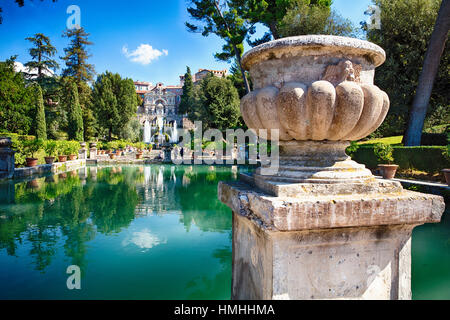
0,0 -> 372,85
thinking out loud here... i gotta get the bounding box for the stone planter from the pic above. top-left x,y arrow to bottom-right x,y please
442,169 -> 450,186
68,154 -> 77,161
44,156 -> 55,165
378,164 -> 399,179
25,158 -> 38,167
109,153 -> 116,160
240,35 -> 390,184
58,155 -> 67,163
219,35 -> 445,300
136,152 -> 143,159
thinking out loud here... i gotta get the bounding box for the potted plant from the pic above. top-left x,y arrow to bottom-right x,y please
374,143 -> 398,179
67,141 -> 80,160
135,142 -> 145,159
44,140 -> 58,164
118,140 -> 126,156
23,139 -> 42,167
57,141 -> 68,162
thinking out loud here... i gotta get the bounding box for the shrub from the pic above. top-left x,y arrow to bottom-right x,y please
420,133 -> 449,146
66,141 -> 80,155
56,141 -> 68,156
117,140 -> 127,149
346,141 -> 360,158
44,140 -> 58,157
353,145 -> 449,173
373,143 -> 394,164
22,138 -> 43,159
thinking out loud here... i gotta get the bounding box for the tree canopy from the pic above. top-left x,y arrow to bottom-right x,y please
92,71 -> 138,141
188,73 -> 241,131
0,57 -> 34,134
178,66 -> 194,115
366,0 -> 449,138
61,27 -> 95,85
25,33 -> 59,79
186,0 -> 250,93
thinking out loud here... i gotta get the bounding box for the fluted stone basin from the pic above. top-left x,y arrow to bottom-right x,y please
240,35 -> 392,188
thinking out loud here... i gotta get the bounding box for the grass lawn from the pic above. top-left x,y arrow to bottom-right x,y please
358,135 -> 403,146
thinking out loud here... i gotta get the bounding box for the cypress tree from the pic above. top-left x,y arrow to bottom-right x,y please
34,84 -> 47,140
67,82 -> 84,141
178,66 -> 194,115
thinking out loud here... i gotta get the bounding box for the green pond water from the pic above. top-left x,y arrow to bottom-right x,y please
0,164 -> 448,300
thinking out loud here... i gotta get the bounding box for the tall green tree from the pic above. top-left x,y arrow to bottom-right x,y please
366,0 -> 449,138
278,0 -> 356,38
66,81 -> 84,141
231,0 -> 332,46
61,27 -> 96,141
61,27 -> 95,83
92,72 -> 137,141
178,66 -> 194,114
227,59 -> 252,98
186,0 -> 250,93
0,57 -> 34,134
34,84 -> 47,140
25,33 -> 59,79
188,73 -> 241,130
404,0 -> 450,146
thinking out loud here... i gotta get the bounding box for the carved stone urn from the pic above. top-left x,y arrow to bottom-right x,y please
219,36 -> 445,300
240,35 -> 390,188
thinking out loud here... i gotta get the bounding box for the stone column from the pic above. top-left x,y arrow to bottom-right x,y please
0,137 -> 15,179
79,142 -> 87,160
219,179 -> 444,300
218,35 -> 445,300
89,142 -> 98,160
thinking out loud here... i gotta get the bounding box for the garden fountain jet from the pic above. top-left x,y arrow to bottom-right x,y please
218,35 -> 445,300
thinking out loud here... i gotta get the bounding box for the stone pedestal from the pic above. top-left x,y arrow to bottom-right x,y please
218,35 -> 446,300
89,148 -> 97,160
0,137 -> 15,179
79,142 -> 87,160
218,177 -> 445,300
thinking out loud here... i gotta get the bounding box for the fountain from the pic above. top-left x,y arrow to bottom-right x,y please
218,35 -> 445,300
171,120 -> 178,143
143,120 -> 151,144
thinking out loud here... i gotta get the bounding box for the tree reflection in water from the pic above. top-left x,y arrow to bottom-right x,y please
0,165 -> 250,283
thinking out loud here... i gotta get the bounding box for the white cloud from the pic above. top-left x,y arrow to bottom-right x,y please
122,44 -> 168,65
13,61 -> 55,78
122,228 -> 166,251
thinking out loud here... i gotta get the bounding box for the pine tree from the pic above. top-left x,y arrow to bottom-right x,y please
25,33 -> 59,79
61,27 -> 95,83
61,27 -> 95,140
67,81 -> 84,141
178,66 -> 194,115
34,84 -> 47,140
92,72 -> 137,141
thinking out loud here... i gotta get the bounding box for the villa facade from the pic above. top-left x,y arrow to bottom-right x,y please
134,68 -> 227,130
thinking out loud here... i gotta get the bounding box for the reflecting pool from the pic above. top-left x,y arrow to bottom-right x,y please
0,165 -> 244,299
0,164 -> 448,299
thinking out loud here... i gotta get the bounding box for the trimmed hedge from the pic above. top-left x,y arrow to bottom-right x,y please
352,145 -> 450,173
421,133 -> 449,146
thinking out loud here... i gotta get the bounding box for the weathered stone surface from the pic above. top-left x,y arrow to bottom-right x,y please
232,213 -> 414,300
0,137 -> 15,179
221,35 -> 446,301
219,180 -> 444,232
240,35 -> 390,142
